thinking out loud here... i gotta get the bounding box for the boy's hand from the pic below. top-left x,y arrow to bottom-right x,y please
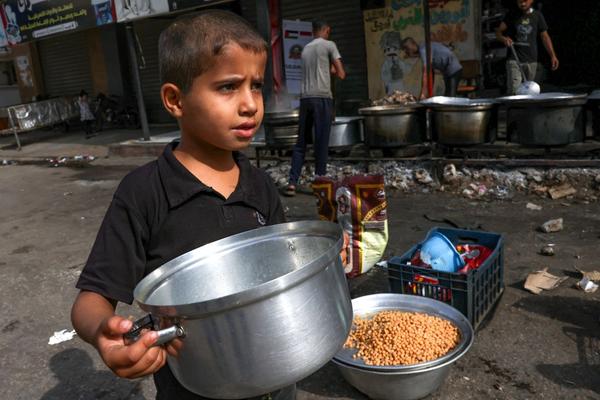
340,232 -> 350,265
96,316 -> 167,379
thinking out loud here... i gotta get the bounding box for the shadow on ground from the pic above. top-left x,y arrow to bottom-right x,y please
512,295 -> 600,394
41,349 -> 147,400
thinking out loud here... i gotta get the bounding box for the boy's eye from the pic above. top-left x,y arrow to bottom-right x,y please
251,82 -> 264,91
218,83 -> 236,93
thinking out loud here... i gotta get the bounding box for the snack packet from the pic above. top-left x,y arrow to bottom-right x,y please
313,175 -> 389,277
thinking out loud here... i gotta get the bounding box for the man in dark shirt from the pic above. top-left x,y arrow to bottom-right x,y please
495,0 -> 559,95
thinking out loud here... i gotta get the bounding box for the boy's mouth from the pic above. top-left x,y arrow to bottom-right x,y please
233,121 -> 257,138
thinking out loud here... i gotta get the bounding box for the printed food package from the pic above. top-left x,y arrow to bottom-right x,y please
312,175 -> 389,278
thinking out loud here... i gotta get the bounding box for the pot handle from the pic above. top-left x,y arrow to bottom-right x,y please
123,314 -> 186,346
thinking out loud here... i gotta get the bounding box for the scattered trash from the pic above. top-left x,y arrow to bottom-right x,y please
540,244 -> 555,256
576,277 -> 599,293
415,168 -> 433,184
443,164 -> 458,183
574,267 -> 600,281
48,329 -> 77,345
463,376 -> 470,381
539,218 -> 563,233
526,202 -> 542,211
524,268 -> 568,294
548,183 -> 577,200
375,260 -> 388,268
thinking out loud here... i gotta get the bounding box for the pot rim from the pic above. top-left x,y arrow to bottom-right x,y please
359,104 -> 422,115
498,92 -> 588,105
133,221 -> 344,318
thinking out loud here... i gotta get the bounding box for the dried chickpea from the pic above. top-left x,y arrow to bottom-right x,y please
343,311 -> 460,366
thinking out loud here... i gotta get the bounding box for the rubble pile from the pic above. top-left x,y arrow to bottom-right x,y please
263,160 -> 600,201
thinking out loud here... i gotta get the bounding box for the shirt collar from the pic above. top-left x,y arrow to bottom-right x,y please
157,141 -> 266,214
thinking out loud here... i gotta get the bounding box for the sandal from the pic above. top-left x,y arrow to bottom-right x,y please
283,184 -> 296,197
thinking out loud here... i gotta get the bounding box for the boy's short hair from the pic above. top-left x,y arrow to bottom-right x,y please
159,10 -> 267,93
312,20 -> 329,33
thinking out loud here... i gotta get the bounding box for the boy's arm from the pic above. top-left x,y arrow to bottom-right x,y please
331,58 -> 346,80
71,290 -> 170,379
495,21 -> 513,47
540,31 -> 559,70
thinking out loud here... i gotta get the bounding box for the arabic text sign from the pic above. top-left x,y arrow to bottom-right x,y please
2,0 -> 115,44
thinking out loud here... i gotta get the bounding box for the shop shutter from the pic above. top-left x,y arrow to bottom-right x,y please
38,32 -> 94,98
132,18 -> 174,124
281,0 -> 369,113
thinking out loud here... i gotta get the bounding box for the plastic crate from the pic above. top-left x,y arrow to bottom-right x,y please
388,227 -> 504,330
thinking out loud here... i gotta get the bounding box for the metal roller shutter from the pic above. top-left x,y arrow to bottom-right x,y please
38,32 -> 93,98
133,18 -> 174,124
281,0 -> 369,112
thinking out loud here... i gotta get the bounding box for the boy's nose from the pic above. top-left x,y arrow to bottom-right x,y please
239,89 -> 258,115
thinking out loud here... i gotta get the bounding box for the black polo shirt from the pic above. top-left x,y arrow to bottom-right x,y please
76,140 -> 285,399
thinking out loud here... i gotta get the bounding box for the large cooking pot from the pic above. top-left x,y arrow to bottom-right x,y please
128,221 -> 352,399
328,116 -> 363,147
588,90 -> 600,139
498,92 -> 587,146
263,110 -> 300,147
420,97 -> 497,145
359,104 -> 424,147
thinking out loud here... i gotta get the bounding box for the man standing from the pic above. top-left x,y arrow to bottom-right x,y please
495,0 -> 559,95
285,20 -> 345,196
400,37 -> 463,99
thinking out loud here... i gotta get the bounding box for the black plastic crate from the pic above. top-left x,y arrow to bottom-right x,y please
388,227 -> 504,330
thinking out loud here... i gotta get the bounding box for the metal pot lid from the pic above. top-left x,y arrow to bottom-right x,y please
133,221 -> 343,317
359,104 -> 422,115
497,92 -> 588,104
333,293 -> 474,373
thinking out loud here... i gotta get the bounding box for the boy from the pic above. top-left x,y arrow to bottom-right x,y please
495,0 -> 559,95
71,10 -> 294,400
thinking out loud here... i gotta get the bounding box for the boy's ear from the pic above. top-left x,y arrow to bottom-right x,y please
161,83 -> 183,118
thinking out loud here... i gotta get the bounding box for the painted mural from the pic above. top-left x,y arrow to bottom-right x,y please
363,0 -> 477,100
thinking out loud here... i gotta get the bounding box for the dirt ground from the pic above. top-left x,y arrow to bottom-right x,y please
1,155 -> 599,400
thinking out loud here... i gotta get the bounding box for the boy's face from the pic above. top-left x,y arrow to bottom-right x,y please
173,44 -> 267,152
517,0 -> 533,12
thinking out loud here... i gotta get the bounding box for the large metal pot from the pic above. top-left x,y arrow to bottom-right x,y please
263,110 -> 300,147
421,96 -> 497,145
359,104 -> 424,147
588,90 -> 600,139
333,294 -> 474,400
328,116 -> 363,147
498,92 -> 587,146
130,221 -> 352,399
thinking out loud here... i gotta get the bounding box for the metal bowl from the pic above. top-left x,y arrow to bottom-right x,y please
333,293 -> 474,400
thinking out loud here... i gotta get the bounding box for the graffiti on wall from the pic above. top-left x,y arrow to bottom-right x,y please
363,0 -> 477,99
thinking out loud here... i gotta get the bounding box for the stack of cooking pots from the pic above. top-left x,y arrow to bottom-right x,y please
263,110 -> 300,147
358,104 -> 425,148
497,92 -> 587,146
420,97 -> 497,145
263,110 -> 363,149
588,90 -> 600,139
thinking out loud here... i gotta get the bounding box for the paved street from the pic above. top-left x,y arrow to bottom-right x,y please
1,133 -> 599,399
